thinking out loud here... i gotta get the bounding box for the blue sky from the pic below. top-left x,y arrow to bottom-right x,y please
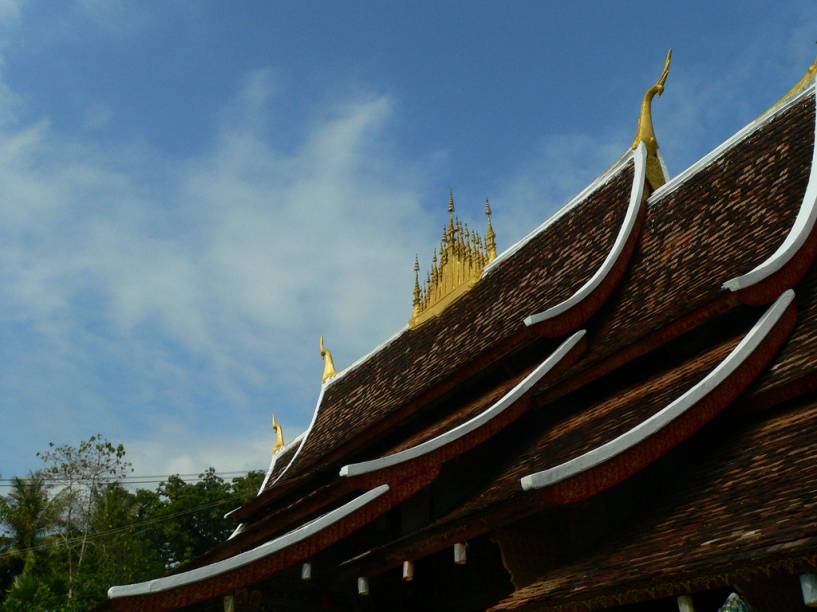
1,0 -> 815,479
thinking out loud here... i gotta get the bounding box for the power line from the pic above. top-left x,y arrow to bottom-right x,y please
0,494 -> 240,559
0,469 -> 263,486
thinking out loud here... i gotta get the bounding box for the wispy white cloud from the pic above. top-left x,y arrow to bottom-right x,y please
0,61 -> 444,476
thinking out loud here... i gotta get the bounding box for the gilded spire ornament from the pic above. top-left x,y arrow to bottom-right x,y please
272,414 -> 285,453
320,336 -> 337,384
409,193 -> 497,328
632,49 -> 672,189
485,199 -> 497,260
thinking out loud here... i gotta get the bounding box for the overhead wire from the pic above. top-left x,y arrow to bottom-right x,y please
0,469 -> 263,487
0,493 -> 242,559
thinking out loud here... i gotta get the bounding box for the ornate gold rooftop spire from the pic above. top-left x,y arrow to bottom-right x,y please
319,336 -> 336,383
485,199 -> 496,260
272,414 -> 285,453
410,194 -> 497,328
761,46 -> 817,119
632,49 -> 672,189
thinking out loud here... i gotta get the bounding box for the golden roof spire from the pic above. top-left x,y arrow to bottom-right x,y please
632,49 -> 671,189
410,194 -> 497,328
319,336 -> 337,384
272,414 -> 285,453
485,199 -> 497,261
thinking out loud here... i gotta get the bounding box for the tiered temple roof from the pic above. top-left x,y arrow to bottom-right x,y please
109,54 -> 817,611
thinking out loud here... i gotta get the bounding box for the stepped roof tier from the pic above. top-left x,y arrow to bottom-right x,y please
109,54 -> 817,611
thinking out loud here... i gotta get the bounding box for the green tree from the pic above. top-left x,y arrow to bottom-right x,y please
0,474 -> 63,576
37,434 -> 133,603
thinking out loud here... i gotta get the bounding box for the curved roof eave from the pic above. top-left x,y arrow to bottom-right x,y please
722,84 -> 817,295
523,144 -> 647,326
108,484 -> 390,600
339,330 -> 586,479
520,288 -> 796,492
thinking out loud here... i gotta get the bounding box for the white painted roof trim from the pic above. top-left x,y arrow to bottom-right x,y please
524,144 -> 647,326
485,151 -> 635,274
108,484 -> 390,599
723,84 -> 817,292
520,289 -> 794,492
651,85 -> 815,203
339,330 -> 586,478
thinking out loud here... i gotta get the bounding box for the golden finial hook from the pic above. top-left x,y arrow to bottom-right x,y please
272,414 -> 285,453
632,49 -> 672,189
632,48 -> 671,154
319,335 -> 337,384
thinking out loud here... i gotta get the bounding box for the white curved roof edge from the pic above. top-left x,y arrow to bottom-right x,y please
650,84 -> 816,204
264,386 -> 328,490
339,330 -> 586,478
520,289 -> 794,492
108,484 -> 390,599
257,430 -> 307,495
524,144 -> 647,326
723,84 -> 817,292
484,150 -> 635,274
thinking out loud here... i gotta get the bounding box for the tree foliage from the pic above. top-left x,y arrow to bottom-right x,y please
0,436 -> 265,611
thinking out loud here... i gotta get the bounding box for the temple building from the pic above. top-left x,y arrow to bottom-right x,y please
109,50 -> 817,610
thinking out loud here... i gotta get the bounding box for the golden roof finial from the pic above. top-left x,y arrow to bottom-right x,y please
272,414 -> 285,453
319,335 -> 336,384
410,194 -> 496,328
632,49 -> 671,189
761,44 -> 817,119
485,199 -> 496,261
